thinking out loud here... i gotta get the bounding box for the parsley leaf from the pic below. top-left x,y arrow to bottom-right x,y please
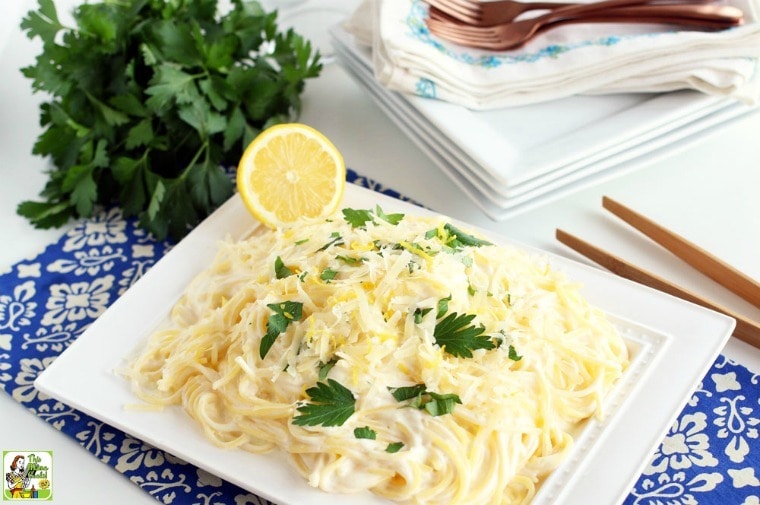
436,295 -> 451,319
20,0 -> 64,45
433,312 -> 496,358
423,392 -> 462,416
19,0 -> 322,240
413,307 -> 432,324
385,442 -> 404,453
342,208 -> 374,228
388,384 -> 427,402
443,223 -> 492,247
374,205 -> 404,225
389,384 -> 462,417
336,255 -> 364,265
508,344 -> 523,362
320,268 -> 338,282
494,332 -> 523,361
260,300 -> 303,359
354,426 -> 377,440
274,256 -> 293,279
318,232 -> 344,251
428,223 -> 493,250
292,379 -> 356,427
317,358 -> 338,380
342,206 -> 404,228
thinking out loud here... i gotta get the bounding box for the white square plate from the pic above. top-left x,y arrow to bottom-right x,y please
331,29 -> 754,221
35,184 -> 734,505
331,27 -> 754,220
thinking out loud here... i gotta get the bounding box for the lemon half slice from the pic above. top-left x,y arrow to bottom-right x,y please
237,123 -> 346,228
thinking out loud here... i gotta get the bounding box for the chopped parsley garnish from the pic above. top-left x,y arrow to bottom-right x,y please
436,296 -> 451,319
353,426 -> 377,440
336,254 -> 364,265
292,379 -> 356,427
397,241 -> 436,259
443,223 -> 492,247
260,301 -> 303,359
494,332 -> 523,362
422,392 -> 462,417
343,208 -> 373,228
433,312 -> 496,358
389,384 -> 462,417
427,223 -> 493,250
407,260 -> 420,274
343,206 -> 404,228
318,231 -> 344,251
413,307 -> 433,324
317,358 -> 338,380
388,384 -> 427,402
375,206 -> 405,225
274,256 -> 293,279
342,208 -> 373,228
385,442 -> 404,453
508,345 -> 523,362
320,268 -> 338,282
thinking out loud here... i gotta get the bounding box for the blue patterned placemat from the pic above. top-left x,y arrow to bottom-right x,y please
1,169 -> 758,504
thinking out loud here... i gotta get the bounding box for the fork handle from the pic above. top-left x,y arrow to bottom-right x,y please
427,0 -> 716,26
539,0 -> 697,19
543,4 -> 743,27
429,4 -> 744,30
521,1 -> 575,8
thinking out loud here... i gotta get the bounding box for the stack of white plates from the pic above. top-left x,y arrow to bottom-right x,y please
330,25 -> 755,220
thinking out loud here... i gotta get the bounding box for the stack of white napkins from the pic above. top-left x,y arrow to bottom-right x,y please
345,0 -> 760,109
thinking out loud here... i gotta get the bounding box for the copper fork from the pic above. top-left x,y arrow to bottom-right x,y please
424,0 -> 574,26
426,3 -> 744,50
425,0 -> 717,25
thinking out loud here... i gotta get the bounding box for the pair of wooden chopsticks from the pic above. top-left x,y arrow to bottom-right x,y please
556,196 -> 760,348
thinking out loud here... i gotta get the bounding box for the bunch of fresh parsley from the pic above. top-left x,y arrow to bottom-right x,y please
19,0 -> 322,239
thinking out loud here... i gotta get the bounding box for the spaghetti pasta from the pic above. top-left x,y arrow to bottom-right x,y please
124,207 -> 628,505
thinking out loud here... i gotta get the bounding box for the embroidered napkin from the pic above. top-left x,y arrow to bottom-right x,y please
344,0 -> 760,109
1,170 -> 758,504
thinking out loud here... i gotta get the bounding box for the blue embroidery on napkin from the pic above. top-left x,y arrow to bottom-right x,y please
0,169 -> 757,504
415,77 -> 437,98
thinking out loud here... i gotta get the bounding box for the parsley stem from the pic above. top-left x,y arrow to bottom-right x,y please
180,140 -> 209,180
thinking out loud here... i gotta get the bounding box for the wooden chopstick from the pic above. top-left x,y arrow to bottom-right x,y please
602,196 -> 760,310
556,228 -> 760,349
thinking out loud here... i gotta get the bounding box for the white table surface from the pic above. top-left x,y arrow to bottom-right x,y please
1,1 -> 759,503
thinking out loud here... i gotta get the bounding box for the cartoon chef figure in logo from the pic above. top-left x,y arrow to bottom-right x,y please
5,455 -> 30,498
